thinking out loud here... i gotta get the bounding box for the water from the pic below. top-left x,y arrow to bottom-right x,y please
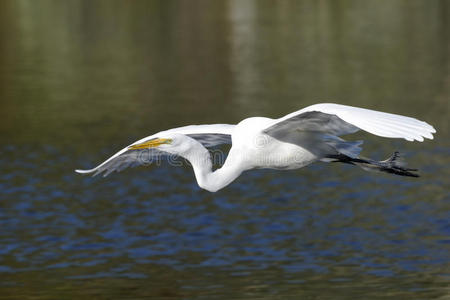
0,0 -> 449,298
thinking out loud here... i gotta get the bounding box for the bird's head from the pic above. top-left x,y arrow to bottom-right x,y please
127,133 -> 202,157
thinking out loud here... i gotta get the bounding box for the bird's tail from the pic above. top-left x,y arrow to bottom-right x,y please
328,151 -> 419,177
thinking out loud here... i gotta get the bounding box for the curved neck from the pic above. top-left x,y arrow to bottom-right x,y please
185,147 -> 244,192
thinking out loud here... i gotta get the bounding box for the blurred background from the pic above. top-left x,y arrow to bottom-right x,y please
0,0 -> 449,298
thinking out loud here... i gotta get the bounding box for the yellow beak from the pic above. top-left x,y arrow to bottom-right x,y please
128,138 -> 172,150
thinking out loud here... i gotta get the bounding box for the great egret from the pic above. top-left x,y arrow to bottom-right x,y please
76,103 -> 435,192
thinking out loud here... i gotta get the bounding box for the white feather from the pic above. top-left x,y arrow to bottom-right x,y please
75,124 -> 235,176
267,103 -> 435,142
76,103 -> 435,191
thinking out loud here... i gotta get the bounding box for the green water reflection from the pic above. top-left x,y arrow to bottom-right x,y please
0,0 -> 448,299
1,0 -> 448,148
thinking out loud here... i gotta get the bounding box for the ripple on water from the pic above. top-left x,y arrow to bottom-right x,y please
0,144 -> 448,298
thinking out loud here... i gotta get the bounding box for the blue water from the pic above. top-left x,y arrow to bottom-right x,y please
1,143 -> 448,298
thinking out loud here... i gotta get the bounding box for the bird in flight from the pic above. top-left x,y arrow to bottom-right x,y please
76,103 -> 435,192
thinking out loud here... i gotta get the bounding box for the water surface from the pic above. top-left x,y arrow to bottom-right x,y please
0,0 -> 449,299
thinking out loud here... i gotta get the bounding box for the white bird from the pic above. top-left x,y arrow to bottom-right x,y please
76,103 -> 436,192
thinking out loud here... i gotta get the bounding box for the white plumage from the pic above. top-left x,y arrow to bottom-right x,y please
76,103 -> 435,192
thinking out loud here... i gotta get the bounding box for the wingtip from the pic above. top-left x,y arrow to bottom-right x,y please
420,127 -> 435,141
75,169 -> 92,174
430,127 -> 436,134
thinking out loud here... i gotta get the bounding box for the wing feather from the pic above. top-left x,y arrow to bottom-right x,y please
75,123 -> 235,176
75,148 -> 167,177
264,103 -> 435,142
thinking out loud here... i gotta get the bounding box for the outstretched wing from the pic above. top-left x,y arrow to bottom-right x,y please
76,148 -> 168,177
165,124 -> 234,147
75,124 -> 235,177
263,103 -> 435,142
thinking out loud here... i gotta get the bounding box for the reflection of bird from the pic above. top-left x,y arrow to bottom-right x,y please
76,103 -> 435,192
